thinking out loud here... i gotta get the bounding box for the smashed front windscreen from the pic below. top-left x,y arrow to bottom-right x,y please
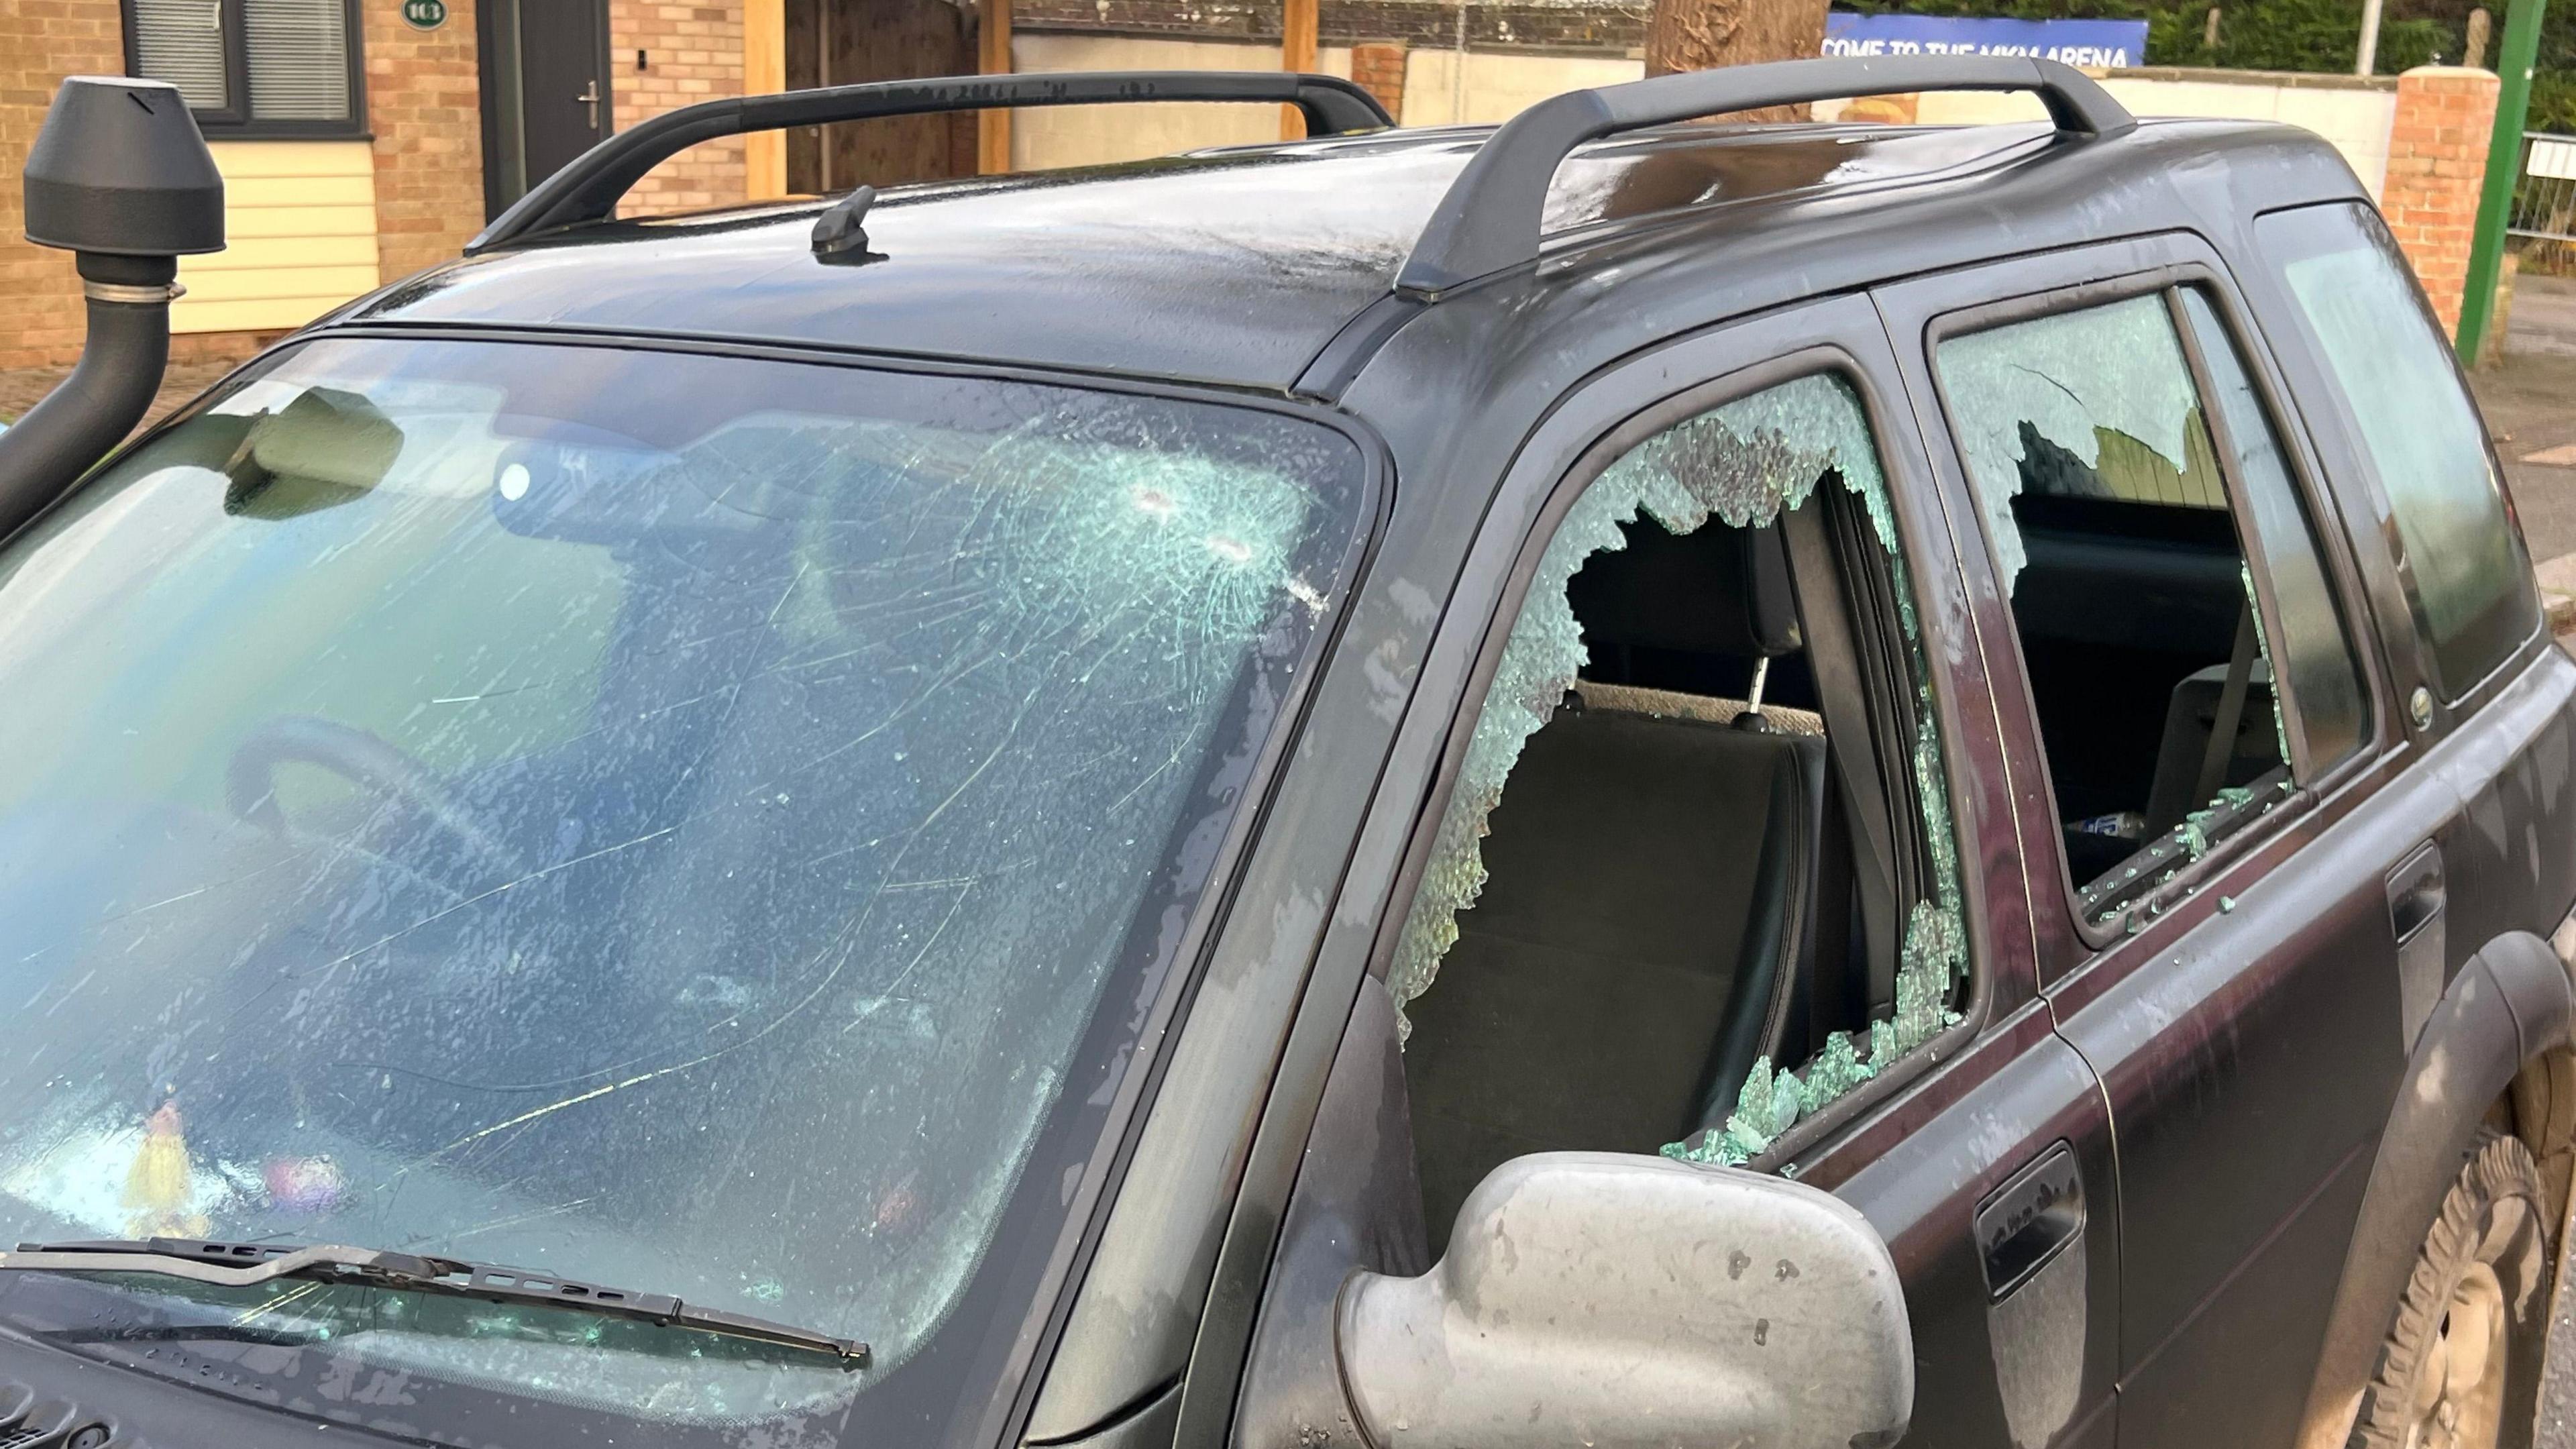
0,339 -> 1364,1434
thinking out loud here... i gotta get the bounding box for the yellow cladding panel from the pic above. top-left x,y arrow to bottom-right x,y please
221,174 -> 378,209
203,140 -> 376,179
178,266 -> 382,305
174,140 -> 382,335
226,205 -> 376,239
172,298 -> 362,335
186,235 -> 380,272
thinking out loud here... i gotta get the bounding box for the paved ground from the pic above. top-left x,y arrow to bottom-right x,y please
2479,275 -> 2576,569
2475,278 -> 2576,1444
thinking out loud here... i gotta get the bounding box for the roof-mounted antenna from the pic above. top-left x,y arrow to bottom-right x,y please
812,185 -> 879,266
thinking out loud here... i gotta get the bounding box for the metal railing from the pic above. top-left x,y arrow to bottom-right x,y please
2507,131 -> 2576,241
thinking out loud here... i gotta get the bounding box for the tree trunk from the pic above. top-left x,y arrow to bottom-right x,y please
1643,0 -> 1831,120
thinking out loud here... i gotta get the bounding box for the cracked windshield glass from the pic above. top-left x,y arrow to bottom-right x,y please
0,337 -> 1364,1419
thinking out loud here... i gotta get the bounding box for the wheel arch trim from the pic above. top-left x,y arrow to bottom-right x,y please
2292,928 -> 2573,1449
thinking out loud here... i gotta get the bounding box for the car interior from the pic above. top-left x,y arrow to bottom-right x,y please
1399,492 -> 1921,1250
1393,379 -> 2294,1246
2002,415 -> 2286,894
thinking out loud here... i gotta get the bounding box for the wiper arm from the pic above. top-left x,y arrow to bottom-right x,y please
1,1237 -> 867,1368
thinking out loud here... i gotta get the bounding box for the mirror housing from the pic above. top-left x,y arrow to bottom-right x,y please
1337,1152 -> 1912,1449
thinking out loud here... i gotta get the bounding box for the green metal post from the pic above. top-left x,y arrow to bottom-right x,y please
2458,0 -> 2546,364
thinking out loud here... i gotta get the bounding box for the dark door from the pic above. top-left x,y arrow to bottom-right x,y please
1877,235 -> 2413,1449
476,0 -> 609,215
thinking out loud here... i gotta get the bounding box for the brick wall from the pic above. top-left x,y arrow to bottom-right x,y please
0,0 -> 123,372
610,1 -> 749,213
1,0 -> 484,372
364,0 -> 485,284
1350,40 -> 1408,116
2381,64 -> 2500,335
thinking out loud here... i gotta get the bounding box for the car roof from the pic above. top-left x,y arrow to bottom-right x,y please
340,115 -> 2362,392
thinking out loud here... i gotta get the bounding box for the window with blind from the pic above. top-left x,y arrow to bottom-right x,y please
123,0 -> 364,136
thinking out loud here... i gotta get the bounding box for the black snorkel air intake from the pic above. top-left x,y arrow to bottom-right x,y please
0,76 -> 223,537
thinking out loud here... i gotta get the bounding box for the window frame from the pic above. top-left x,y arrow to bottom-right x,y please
2248,200 -> 2546,716
1163,298 -> 2029,1449
121,0 -> 370,141
1914,258 -> 2389,955
1359,340 -> 1993,1172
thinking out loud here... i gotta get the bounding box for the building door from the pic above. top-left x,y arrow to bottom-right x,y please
476,0 -> 611,216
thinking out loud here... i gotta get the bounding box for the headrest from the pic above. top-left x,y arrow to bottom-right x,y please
1566,518 -> 1802,659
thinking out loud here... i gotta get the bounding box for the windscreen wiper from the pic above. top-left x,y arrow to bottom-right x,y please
0,1237 -> 867,1368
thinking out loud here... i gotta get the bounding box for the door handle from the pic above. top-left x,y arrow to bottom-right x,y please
2388,842 -> 2446,943
576,80 -> 601,130
2390,842 -> 2447,1049
1975,1141 -> 2085,1301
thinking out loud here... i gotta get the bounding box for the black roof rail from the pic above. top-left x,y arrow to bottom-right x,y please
466,70 -> 1393,254
1394,54 -> 2136,297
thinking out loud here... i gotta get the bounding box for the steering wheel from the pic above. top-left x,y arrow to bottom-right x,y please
226,716 -> 522,888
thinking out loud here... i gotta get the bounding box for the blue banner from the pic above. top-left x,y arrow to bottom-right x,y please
1821,12 -> 2149,70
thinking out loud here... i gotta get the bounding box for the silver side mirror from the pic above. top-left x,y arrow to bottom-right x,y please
1336,1152 -> 1912,1449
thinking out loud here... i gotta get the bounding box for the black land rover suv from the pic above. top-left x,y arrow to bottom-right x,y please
0,54 -> 2570,1449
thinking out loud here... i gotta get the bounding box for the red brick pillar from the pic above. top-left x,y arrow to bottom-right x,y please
2381,65 -> 2502,335
1350,42 -> 1409,123
0,0 -> 124,370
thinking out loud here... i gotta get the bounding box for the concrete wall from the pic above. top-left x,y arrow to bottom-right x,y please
1008,38 -> 2408,202
1011,32 -> 1647,138
1010,33 -> 1356,168
1397,46 -> 1643,127
1898,69 -> 2400,197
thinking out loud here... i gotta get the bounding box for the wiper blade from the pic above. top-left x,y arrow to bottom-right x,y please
1,1237 -> 867,1368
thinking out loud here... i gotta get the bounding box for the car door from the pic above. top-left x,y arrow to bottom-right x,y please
1201,293 -> 2123,1449
1876,232 -> 2416,1449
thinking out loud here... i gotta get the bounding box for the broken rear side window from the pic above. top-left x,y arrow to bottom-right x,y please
1935,288 -> 2365,926
1389,370 -> 1966,1210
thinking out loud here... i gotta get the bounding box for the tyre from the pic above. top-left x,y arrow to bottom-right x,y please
2353,1130 -> 2553,1449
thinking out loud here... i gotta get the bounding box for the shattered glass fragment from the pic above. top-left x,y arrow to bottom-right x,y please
1374,370 -> 1969,1167
2240,562 -> 2294,769
1386,375 -> 1866,1020
2179,805 -> 2218,863
1938,295 -> 2214,591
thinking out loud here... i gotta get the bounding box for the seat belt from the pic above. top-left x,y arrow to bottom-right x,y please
1779,499 -> 1903,1016
2191,597 -> 2261,810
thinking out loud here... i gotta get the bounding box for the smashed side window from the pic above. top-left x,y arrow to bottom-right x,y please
1387,373 -> 1966,1168
1935,288 -> 2365,923
1940,295 -> 2224,591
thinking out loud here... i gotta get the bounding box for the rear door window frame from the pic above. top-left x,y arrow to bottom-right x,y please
1884,237 -> 2395,964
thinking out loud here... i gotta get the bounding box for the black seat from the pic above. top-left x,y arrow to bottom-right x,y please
1401,521 -> 1827,1248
